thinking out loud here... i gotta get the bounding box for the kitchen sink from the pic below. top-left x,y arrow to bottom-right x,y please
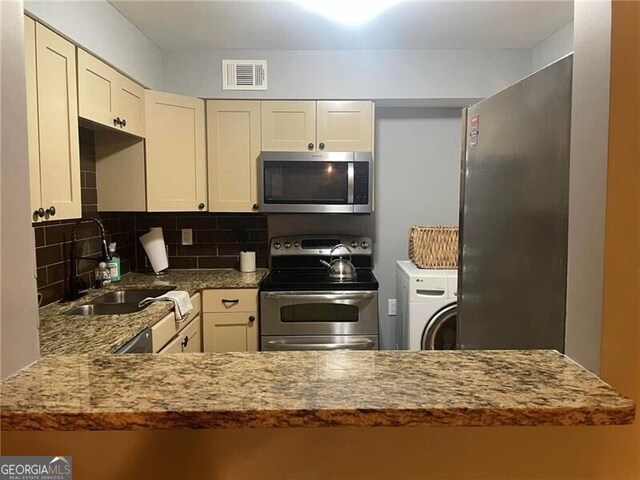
64,287 -> 176,316
91,288 -> 176,305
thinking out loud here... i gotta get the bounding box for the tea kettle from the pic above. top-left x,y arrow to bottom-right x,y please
320,244 -> 357,281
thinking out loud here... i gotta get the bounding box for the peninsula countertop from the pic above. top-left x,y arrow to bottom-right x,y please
39,269 -> 268,356
0,350 -> 634,431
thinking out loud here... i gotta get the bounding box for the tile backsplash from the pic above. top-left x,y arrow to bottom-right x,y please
133,213 -> 268,271
34,128 -> 268,306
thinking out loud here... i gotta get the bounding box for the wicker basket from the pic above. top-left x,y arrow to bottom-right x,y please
408,226 -> 459,269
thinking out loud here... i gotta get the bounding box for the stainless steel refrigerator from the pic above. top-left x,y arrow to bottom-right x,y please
458,55 -> 573,351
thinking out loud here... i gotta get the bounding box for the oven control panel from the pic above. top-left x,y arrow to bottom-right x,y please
270,236 -> 373,256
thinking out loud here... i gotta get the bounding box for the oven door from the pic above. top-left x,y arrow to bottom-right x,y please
262,335 -> 378,351
260,290 -> 379,336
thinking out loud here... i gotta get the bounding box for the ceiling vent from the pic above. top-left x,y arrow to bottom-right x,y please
222,60 -> 267,90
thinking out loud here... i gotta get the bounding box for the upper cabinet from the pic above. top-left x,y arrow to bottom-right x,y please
145,90 -> 207,212
316,101 -> 374,152
206,100 -> 261,213
261,100 -> 374,152
261,101 -> 316,151
25,18 -> 81,222
77,49 -> 145,138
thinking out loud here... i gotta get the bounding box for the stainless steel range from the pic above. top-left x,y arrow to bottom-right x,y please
260,235 -> 379,351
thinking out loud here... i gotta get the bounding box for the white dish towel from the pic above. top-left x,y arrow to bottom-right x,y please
139,291 -> 193,321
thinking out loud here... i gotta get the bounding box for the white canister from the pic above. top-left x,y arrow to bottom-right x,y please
240,251 -> 256,272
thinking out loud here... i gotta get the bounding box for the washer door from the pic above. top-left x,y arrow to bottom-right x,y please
421,303 -> 457,350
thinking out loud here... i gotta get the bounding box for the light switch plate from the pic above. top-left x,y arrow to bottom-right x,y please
181,228 -> 193,246
388,299 -> 397,316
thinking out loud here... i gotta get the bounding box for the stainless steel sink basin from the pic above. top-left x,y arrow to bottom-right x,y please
65,303 -> 146,316
91,288 -> 176,305
64,287 -> 176,316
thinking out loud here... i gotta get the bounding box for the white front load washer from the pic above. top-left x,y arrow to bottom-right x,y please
396,261 -> 458,350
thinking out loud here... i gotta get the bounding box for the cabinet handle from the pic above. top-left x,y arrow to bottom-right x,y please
46,206 -> 56,217
181,336 -> 189,348
222,299 -> 239,305
252,203 -> 259,211
113,117 -> 121,127
308,143 -> 314,150
121,118 -> 127,127
35,207 -> 45,218
319,142 -> 325,150
248,315 -> 256,323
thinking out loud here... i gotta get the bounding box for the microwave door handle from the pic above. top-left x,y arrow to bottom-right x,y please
347,163 -> 355,203
263,292 -> 376,301
264,339 -> 375,351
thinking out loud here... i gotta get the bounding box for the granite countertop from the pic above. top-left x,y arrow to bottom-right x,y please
39,269 -> 268,356
0,350 -> 634,431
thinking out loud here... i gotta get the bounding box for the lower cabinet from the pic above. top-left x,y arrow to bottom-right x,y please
202,289 -> 258,352
158,315 -> 202,354
151,292 -> 202,353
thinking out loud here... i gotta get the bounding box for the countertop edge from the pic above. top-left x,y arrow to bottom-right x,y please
2,404 -> 635,431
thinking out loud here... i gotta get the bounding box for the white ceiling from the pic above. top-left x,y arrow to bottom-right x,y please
109,1 -> 574,51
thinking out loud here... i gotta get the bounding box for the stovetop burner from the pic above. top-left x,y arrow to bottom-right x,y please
261,235 -> 378,292
260,270 -> 379,291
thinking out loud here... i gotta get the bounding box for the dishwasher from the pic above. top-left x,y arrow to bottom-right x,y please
114,328 -> 152,354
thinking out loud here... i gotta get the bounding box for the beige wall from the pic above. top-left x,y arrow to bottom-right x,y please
3,2 -> 639,478
0,0 -> 40,380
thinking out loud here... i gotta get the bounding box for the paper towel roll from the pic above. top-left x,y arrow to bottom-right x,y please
140,227 -> 169,273
240,251 -> 256,273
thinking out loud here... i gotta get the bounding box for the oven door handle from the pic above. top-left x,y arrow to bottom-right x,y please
264,339 -> 375,351
262,292 -> 376,302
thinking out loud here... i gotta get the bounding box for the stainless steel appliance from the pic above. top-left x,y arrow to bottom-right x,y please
114,328 -> 152,354
458,55 -> 573,351
258,152 -> 372,213
260,235 -> 379,350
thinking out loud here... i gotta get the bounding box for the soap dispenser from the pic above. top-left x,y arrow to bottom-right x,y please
107,242 -> 121,282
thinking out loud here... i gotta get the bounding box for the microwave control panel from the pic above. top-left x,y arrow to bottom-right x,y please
354,162 -> 370,205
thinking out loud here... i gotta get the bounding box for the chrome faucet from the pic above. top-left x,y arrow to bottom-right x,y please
66,218 -> 111,301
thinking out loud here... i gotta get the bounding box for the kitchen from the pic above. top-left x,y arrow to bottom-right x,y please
1,0 -> 640,478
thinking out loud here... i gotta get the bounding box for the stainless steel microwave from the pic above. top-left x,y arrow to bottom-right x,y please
258,152 -> 373,214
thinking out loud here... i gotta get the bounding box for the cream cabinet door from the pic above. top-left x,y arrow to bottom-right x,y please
77,49 -> 117,129
78,50 -> 146,138
203,313 -> 258,352
261,101 -> 316,151
158,334 -> 183,354
207,100 -> 260,212
34,22 -> 81,221
316,101 -> 373,152
181,316 -> 202,353
115,76 -> 145,137
145,90 -> 207,212
24,17 -> 41,219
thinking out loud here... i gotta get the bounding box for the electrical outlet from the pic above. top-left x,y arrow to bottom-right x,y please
388,299 -> 397,316
181,228 -> 193,246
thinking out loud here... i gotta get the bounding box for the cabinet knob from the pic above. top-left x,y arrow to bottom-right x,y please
252,203 -> 259,211
308,143 -> 314,150
248,315 -> 256,323
113,117 -> 121,127
46,206 -> 56,217
198,203 -> 205,210
121,118 -> 127,127
319,142 -> 325,150
35,207 -> 45,218
181,336 -> 189,348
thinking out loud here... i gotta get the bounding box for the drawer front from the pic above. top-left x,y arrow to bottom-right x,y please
202,289 -> 257,313
151,293 -> 201,352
